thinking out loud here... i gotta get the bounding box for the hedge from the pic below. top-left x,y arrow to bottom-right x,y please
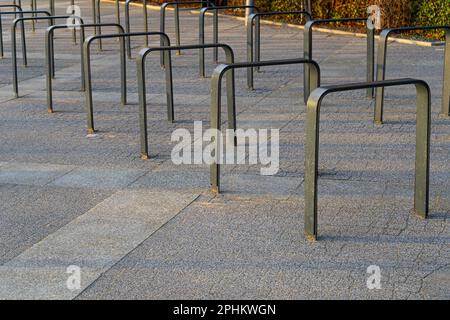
131,0 -> 450,40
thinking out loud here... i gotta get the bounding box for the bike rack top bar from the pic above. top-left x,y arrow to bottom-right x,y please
305,79 -> 431,241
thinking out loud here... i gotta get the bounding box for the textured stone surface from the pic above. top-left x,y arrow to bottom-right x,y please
0,0 -> 448,300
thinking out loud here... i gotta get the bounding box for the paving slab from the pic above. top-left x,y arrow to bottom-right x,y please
0,190 -> 199,300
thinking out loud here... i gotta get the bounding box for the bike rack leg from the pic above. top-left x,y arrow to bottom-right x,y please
96,1 -> 102,51
160,7 -> 166,67
367,27 -> 375,98
246,18 -> 254,89
164,50 -> 175,123
414,83 -> 431,219
83,41 -> 95,134
442,29 -> 450,117
120,37 -> 127,106
31,0 -> 36,32
210,68 -> 222,193
303,24 -> 312,105
175,5 -> 181,55
49,0 -> 54,25
137,56 -> 149,159
374,31 -> 390,125
255,16 -> 260,72
71,0 -> 77,43
213,10 -> 218,63
143,0 -> 148,47
45,29 -> 54,113
115,0 -> 120,25
11,23 -> 19,97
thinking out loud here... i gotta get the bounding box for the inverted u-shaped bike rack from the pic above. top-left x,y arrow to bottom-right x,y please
27,0 -> 56,30
375,26 -> 450,123
199,5 -> 259,70
11,14 -> 72,97
137,43 -> 235,160
0,6 -> 26,59
247,11 -> 313,90
160,0 -> 215,64
45,22 -> 126,113
92,0 -> 123,47
304,18 -> 375,103
304,79 -> 431,241
124,0 -> 149,58
84,31 -> 171,134
209,58 -> 321,193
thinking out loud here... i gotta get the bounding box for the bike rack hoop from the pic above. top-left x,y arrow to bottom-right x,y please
83,31 -> 171,134
246,11 -> 313,90
137,43 -> 235,160
375,26 -> 450,122
305,79 -> 431,241
199,5 -> 260,66
45,22 -> 125,114
11,14 -> 72,98
303,18 -> 375,101
210,58 -> 321,194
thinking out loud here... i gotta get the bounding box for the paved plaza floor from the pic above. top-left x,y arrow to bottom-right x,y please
0,0 -> 448,300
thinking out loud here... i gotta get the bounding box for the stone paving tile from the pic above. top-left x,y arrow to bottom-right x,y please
0,190 -> 199,300
0,0 -> 448,299
0,162 -> 74,186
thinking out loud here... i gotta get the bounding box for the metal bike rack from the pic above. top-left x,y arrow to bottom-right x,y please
304,18 -> 375,102
29,0 -> 56,26
124,0 -> 149,58
304,79 -> 431,241
0,5 -> 26,58
210,58 -> 321,193
160,0 -> 215,65
11,14 -> 71,97
137,43 -> 235,160
83,31 -> 171,134
375,26 -> 450,122
45,22 -> 127,113
199,5 -> 259,69
247,11 -> 312,90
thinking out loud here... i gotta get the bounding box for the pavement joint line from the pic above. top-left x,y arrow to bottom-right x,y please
74,192 -> 202,299
0,189 -> 200,300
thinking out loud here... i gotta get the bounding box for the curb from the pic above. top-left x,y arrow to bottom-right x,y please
101,0 -> 445,48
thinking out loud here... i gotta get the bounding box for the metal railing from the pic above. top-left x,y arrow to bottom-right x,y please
137,43 -> 235,160
199,5 -> 259,71
83,31 -> 171,134
247,11 -> 312,89
304,79 -> 431,241
209,58 -> 321,193
375,26 -> 450,122
304,18 -> 375,102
